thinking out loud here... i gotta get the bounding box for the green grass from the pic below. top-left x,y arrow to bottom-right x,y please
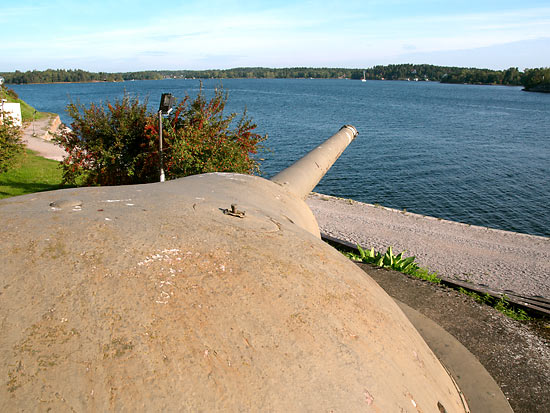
0,150 -> 72,198
458,288 -> 531,321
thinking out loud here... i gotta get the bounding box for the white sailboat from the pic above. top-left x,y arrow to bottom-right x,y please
361,71 -> 366,82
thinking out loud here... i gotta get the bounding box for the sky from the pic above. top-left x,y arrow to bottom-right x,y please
1,0 -> 549,72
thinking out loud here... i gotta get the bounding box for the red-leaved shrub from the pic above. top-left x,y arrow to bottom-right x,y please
54,86 -> 266,185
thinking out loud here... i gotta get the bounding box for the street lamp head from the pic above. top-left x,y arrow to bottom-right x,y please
159,93 -> 176,115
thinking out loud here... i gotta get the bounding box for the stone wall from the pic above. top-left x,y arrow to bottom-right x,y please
42,115 -> 62,141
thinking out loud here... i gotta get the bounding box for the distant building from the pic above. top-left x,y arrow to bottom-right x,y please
0,101 -> 22,127
0,76 -> 4,85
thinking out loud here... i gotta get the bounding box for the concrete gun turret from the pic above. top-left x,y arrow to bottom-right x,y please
0,126 -> 469,411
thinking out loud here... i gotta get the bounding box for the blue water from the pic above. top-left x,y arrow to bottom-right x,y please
11,79 -> 550,237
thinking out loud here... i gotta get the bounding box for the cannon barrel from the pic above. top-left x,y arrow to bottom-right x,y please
271,124 -> 358,199
0,126 -> 469,412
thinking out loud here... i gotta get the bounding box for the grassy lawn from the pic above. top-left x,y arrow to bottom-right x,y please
0,150 -> 73,199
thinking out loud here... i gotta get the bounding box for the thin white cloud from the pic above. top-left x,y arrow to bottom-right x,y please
0,5 -> 48,18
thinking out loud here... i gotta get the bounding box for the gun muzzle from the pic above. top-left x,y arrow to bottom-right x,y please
270,125 -> 358,199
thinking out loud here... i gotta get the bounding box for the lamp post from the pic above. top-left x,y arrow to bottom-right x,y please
32,110 -> 37,136
158,93 -> 176,182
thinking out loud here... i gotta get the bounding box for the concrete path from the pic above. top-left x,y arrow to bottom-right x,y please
21,115 -> 68,161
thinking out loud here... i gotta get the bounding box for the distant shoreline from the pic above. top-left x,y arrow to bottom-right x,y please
10,78 -> 527,88
4,64 -> 545,88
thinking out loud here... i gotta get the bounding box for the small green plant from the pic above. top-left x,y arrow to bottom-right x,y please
0,114 -> 24,173
346,245 -> 441,284
458,288 -> 530,321
461,288 -> 493,303
495,296 -> 531,320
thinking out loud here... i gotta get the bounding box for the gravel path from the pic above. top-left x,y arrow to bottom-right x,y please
307,192 -> 550,299
21,116 -> 67,161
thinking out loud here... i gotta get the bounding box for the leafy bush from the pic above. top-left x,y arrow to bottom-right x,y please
156,86 -> 265,178
54,94 -> 153,185
346,245 -> 441,283
0,114 -> 24,173
54,86 -> 266,186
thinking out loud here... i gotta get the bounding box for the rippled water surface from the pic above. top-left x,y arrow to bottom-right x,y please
12,79 -> 550,236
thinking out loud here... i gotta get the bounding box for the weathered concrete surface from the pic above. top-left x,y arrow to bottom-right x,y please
1,173 -> 468,412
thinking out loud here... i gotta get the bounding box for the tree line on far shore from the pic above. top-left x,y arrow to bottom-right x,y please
1,65 -> 549,91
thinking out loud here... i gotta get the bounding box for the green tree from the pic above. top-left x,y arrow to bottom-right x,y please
503,67 -> 521,85
0,113 -> 24,173
522,67 -> 550,91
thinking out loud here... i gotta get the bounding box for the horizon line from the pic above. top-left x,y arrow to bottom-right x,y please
2,63 -> 548,74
